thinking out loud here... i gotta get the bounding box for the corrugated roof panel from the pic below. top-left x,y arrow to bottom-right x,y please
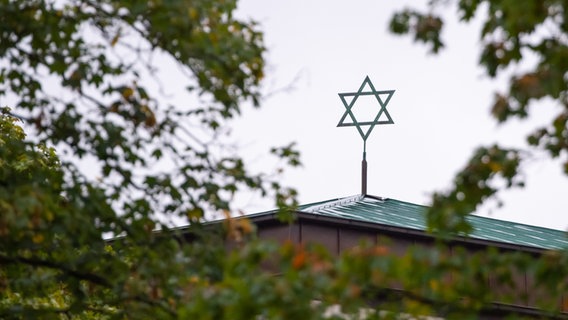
296,195 -> 568,251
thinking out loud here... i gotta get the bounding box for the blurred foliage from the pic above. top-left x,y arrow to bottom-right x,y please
387,0 -> 568,317
3,0 -> 568,319
0,0 -> 301,318
390,0 -> 568,234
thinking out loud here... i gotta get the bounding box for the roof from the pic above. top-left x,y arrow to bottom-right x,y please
254,194 -> 568,251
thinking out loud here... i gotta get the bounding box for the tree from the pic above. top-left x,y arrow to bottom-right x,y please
3,0 -> 568,319
388,0 -> 568,236
384,0 -> 568,316
0,0 -> 301,318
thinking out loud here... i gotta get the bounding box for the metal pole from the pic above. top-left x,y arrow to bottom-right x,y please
362,141 -> 367,195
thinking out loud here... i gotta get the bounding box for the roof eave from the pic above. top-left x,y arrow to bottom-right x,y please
249,210 -> 548,254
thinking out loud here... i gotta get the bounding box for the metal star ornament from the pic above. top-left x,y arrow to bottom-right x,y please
337,76 -> 396,195
337,76 -> 395,143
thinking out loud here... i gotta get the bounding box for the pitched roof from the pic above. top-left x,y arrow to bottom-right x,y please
257,194 -> 568,251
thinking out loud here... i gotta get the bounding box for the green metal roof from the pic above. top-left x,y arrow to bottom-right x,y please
288,195 -> 568,251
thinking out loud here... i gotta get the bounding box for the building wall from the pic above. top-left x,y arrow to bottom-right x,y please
255,216 -> 567,318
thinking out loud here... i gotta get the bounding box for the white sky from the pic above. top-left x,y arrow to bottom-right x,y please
230,0 -> 568,230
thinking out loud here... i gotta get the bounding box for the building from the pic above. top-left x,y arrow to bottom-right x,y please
243,193 -> 568,319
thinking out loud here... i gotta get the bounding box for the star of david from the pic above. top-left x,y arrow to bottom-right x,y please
337,76 -> 395,141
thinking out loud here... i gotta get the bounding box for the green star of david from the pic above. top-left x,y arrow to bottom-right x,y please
337,76 -> 395,142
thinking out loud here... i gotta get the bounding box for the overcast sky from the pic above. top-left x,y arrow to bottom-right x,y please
230,0 -> 568,230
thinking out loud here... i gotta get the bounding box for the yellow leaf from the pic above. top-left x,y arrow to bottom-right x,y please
122,87 -> 134,99
237,218 -> 254,235
186,208 -> 203,220
141,105 -> 156,127
111,34 -> 120,47
488,161 -> 502,172
429,279 -> 439,292
45,210 -> 54,222
188,8 -> 198,20
32,234 -> 44,244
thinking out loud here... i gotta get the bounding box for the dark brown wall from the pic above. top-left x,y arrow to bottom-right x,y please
256,218 -> 433,256
257,223 -> 300,243
254,216 -> 565,317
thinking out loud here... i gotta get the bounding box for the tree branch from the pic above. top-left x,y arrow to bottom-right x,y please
0,254 -> 112,288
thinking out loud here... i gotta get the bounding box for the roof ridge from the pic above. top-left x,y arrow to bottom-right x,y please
364,194 -> 388,202
303,194 -> 365,213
